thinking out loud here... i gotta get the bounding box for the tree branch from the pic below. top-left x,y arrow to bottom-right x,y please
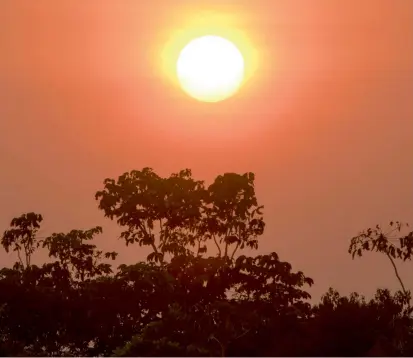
210,335 -> 226,357
196,238 -> 201,256
139,221 -> 163,263
23,242 -> 29,267
386,252 -> 410,307
212,234 -> 221,257
230,242 -> 240,260
16,249 -> 24,268
234,327 -> 251,341
224,227 -> 232,258
159,219 -> 163,238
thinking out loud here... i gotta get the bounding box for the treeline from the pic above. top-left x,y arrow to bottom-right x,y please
0,168 -> 412,356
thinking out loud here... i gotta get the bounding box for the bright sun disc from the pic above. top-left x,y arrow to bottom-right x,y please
176,35 -> 245,103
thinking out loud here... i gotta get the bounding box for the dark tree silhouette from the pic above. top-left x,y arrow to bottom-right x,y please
95,168 -> 264,262
0,168 -> 411,356
349,221 -> 413,304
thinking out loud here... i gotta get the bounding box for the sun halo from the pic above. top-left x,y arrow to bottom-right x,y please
159,12 -> 258,103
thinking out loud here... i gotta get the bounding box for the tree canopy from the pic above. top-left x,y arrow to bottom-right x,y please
0,167 -> 412,356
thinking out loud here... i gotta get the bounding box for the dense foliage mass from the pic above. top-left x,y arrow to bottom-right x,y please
0,168 -> 412,356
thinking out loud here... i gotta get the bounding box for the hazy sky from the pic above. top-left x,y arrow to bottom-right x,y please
1,0 -> 412,300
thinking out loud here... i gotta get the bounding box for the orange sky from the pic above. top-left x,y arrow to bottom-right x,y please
0,0 -> 412,300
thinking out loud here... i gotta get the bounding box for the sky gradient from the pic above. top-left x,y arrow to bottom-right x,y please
1,0 -> 412,300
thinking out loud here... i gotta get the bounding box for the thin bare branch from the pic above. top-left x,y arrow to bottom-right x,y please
230,242 -> 240,260
224,242 -> 229,258
16,249 -> 24,268
234,327 -> 251,341
386,252 -> 410,309
212,234 -> 221,257
210,335 -> 225,357
196,238 -> 201,256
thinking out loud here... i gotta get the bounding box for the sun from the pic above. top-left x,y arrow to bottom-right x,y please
176,36 -> 245,102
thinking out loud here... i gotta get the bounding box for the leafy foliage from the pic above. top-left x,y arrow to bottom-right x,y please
349,221 -> 413,261
309,288 -> 413,356
42,226 -> 117,282
2,212 -> 43,268
95,168 -> 264,262
349,221 -> 413,309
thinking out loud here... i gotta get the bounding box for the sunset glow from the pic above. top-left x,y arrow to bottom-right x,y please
1,3 -> 412,351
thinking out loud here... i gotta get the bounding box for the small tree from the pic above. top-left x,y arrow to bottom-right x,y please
1,212 -> 43,269
348,221 -> 413,354
42,227 -> 118,283
349,221 -> 413,306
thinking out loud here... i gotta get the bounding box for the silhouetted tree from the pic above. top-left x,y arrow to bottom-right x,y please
307,288 -> 412,356
348,221 -> 413,355
95,168 -> 264,262
99,168 -> 312,356
349,222 -> 413,304
0,168 -> 411,356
